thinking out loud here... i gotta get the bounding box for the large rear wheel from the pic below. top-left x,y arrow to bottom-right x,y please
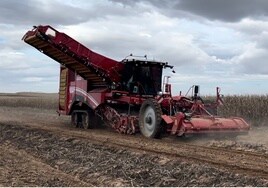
139,99 -> 162,138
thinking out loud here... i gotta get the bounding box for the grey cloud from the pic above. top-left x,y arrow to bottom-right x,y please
0,48 -> 59,92
0,26 -> 30,51
0,0 -> 150,27
257,32 -> 268,49
240,56 -> 268,75
174,0 -> 268,22
227,19 -> 268,37
110,0 -> 140,7
0,70 -> 58,92
112,0 -> 268,22
0,0 -> 89,26
83,36 -> 153,61
81,30 -> 209,67
231,45 -> 268,75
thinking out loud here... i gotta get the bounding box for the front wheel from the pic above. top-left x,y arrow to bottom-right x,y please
71,110 -> 97,129
71,111 -> 79,128
81,111 -> 90,129
139,99 -> 163,138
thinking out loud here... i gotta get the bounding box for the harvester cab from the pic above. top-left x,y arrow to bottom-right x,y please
121,58 -> 172,96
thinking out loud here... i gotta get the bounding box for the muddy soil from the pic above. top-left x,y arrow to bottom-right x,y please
0,106 -> 268,186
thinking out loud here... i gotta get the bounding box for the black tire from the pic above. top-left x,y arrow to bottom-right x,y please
81,110 -> 99,129
81,111 -> 90,129
71,111 -> 79,128
139,99 -> 163,138
71,110 -> 97,129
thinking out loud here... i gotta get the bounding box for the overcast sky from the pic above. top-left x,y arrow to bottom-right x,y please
1,0 -> 268,95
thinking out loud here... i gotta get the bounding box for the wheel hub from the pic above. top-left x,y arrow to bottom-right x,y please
143,106 -> 156,133
145,116 -> 152,124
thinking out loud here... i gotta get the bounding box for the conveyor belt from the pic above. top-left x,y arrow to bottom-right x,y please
23,25 -> 123,87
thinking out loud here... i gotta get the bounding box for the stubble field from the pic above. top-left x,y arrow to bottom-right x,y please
0,93 -> 268,186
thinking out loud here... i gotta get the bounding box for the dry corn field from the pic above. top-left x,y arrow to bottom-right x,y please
0,93 -> 58,109
0,93 -> 268,186
218,95 -> 268,127
1,93 -> 267,126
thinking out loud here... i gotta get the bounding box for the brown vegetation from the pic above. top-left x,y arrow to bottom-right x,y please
0,93 -> 267,126
0,93 -> 57,110
218,95 -> 268,126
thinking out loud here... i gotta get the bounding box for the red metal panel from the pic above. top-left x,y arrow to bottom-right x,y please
180,116 -> 250,134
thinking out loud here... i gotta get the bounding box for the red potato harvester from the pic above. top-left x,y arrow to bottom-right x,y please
22,25 -> 250,138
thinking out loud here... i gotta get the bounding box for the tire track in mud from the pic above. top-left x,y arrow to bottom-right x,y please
0,122 -> 268,186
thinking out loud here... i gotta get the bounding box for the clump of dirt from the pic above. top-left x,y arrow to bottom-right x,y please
0,123 -> 267,187
208,140 -> 268,154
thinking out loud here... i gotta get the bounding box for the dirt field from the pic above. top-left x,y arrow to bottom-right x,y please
0,94 -> 268,186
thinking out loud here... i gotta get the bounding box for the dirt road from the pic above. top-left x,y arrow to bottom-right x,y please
0,106 -> 268,186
